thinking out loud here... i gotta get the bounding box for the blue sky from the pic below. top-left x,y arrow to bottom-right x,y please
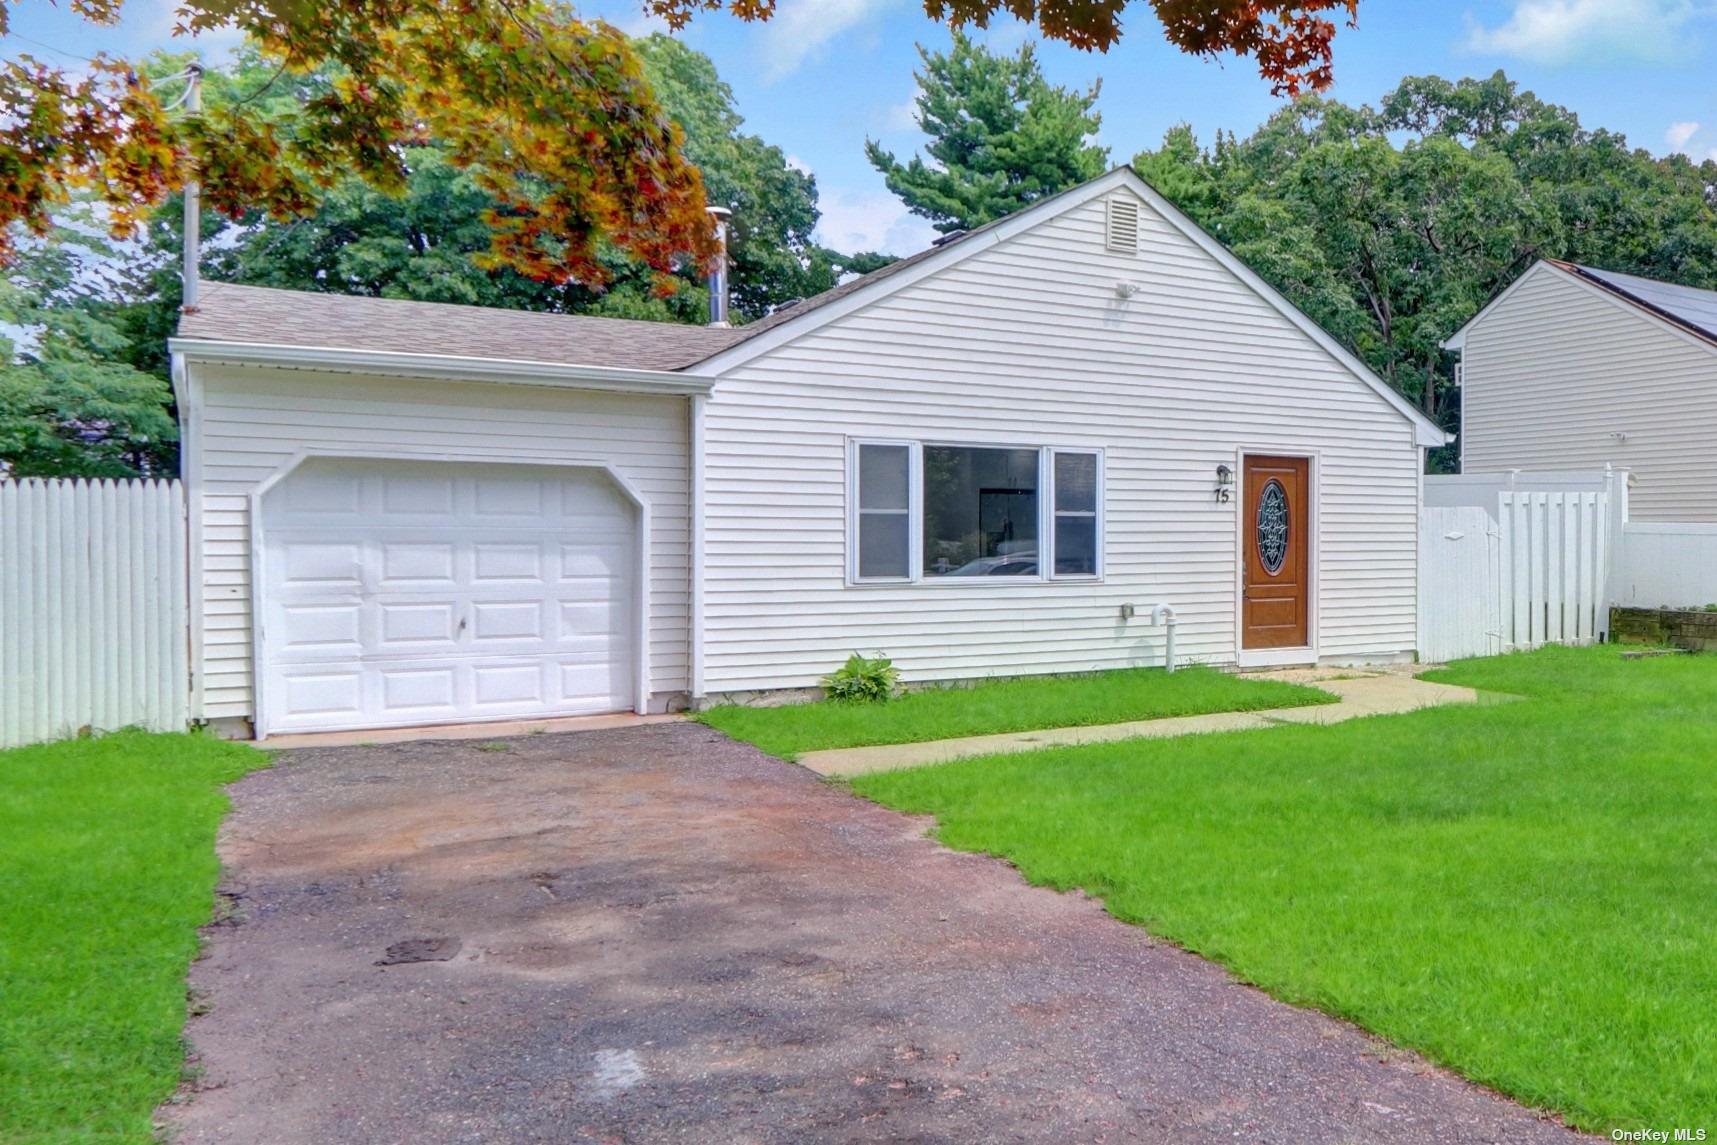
12,0 -> 1717,255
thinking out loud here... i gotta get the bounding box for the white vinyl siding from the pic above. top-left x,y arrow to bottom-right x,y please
700,188 -> 1422,692
187,365 -> 690,723
1461,265 -> 1717,522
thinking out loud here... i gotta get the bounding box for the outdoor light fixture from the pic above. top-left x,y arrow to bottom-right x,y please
1214,463 -> 1234,504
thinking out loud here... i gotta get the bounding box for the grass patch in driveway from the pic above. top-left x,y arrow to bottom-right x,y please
850,646 -> 1717,1133
0,730 -> 268,1144
697,664 -> 1332,760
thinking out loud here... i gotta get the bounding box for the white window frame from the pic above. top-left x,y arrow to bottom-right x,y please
1049,447 -> 1105,581
846,438 -> 1104,586
848,438 -> 920,584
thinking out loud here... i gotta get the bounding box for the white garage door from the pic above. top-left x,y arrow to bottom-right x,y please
259,459 -> 637,734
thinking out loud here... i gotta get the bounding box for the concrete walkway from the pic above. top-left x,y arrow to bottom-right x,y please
799,669 -> 1484,777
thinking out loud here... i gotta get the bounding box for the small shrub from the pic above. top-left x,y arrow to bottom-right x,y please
822,652 -> 900,704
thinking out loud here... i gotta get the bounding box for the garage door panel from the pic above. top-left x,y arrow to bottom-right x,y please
380,667 -> 457,713
561,660 -> 629,703
475,477 -> 546,517
281,670 -> 363,719
559,600 -> 628,639
472,661 -> 548,706
473,543 -> 544,583
282,542 -> 363,588
378,602 -> 460,648
471,600 -> 544,642
283,469 -> 363,515
380,542 -> 457,585
262,460 -> 638,734
560,541 -> 632,580
381,474 -> 456,516
278,604 -> 364,653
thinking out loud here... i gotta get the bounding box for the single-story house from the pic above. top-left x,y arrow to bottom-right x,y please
1447,258 -> 1717,521
170,167 -> 1448,739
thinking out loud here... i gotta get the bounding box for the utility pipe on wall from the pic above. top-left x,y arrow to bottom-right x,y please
1151,604 -> 1178,672
1122,602 -> 1179,672
181,62 -> 204,311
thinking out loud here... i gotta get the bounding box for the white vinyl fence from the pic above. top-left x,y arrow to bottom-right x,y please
0,479 -> 189,748
1418,506 -> 1503,663
1496,490 -> 1611,649
1419,470 -> 1625,661
1610,522 -> 1717,609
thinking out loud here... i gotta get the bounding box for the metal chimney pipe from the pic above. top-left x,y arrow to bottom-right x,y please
705,205 -> 732,328
181,62 -> 204,311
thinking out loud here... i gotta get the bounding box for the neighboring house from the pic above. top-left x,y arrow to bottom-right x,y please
1448,259 -> 1717,521
170,167 -> 1447,738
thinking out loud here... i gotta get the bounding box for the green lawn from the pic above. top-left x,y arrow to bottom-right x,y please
696,664 -> 1333,759
850,647 -> 1717,1132
0,731 -> 268,1144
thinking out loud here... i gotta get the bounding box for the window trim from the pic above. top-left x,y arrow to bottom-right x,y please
846,438 -> 1104,586
1049,447 -> 1105,581
848,438 -> 920,584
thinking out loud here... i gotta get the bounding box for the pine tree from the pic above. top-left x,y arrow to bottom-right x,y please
865,33 -> 1109,234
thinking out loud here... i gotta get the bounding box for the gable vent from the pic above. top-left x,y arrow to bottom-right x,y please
1105,197 -> 1140,254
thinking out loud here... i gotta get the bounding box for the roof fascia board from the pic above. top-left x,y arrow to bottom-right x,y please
684,167 -> 1138,378
1117,170 -> 1451,448
168,338 -> 715,396
1443,260 -> 1558,351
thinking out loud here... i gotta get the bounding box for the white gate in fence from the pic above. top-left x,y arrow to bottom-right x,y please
1418,506 -> 1503,663
1419,471 -> 1623,662
0,479 -> 189,748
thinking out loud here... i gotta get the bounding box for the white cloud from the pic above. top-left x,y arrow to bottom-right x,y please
614,10 -> 673,37
756,0 -> 899,83
783,153 -> 812,175
144,0 -> 246,63
813,186 -> 938,256
1461,0 -> 1705,65
1667,121 -> 1702,149
974,16 -> 1033,55
876,91 -> 920,133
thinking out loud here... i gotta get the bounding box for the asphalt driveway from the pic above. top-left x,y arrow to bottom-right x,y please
170,722 -> 1580,1143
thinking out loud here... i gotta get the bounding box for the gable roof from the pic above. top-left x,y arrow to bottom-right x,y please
178,282 -> 751,372
688,166 -> 1450,447
172,167 -> 1448,447
1446,259 -> 1717,355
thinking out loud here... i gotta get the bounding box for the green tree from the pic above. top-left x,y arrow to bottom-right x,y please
163,41 -> 875,324
0,218 -> 177,477
1133,71 -> 1717,468
867,33 -> 1109,234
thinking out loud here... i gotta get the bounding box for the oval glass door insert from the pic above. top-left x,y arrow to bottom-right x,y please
1257,479 -> 1289,575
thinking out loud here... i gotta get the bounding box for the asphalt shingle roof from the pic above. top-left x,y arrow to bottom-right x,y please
173,194 -> 1012,370
177,282 -> 754,372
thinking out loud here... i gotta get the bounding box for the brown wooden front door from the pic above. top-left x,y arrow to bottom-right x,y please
1242,455 -> 1310,650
